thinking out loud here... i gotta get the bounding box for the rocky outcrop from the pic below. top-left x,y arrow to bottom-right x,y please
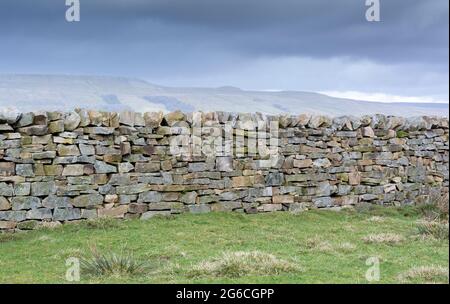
0,109 -> 448,231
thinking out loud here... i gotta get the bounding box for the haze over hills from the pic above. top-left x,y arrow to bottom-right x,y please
0,74 -> 448,117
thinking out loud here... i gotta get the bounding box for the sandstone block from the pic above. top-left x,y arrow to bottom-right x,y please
72,194 -> 104,207
53,208 -> 81,221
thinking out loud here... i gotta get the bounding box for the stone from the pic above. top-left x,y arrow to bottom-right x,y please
219,190 -> 247,201
31,182 -> 56,196
210,201 -> 243,212
0,124 -> 13,132
43,165 -> 63,176
296,114 -> 311,126
316,181 -> 332,196
361,194 -> 378,201
80,209 -> 97,219
105,194 -> 119,204
73,194 -> 104,207
14,183 -> 31,196
188,204 -> 211,214
0,162 -> 15,176
232,176 -> 252,188
0,211 -> 27,222
144,111 -> 164,128
0,183 -> 14,197
42,195 -> 73,208
53,208 -> 81,221
116,184 -> 150,195
85,127 -> 115,135
135,162 -> 160,173
161,160 -> 173,171
164,111 -> 186,126
33,112 -> 48,125
79,144 -> 95,155
0,197 -> 11,210
32,151 -> 56,159
138,191 -> 162,203
141,210 -> 171,220
47,111 -> 62,121
348,172 -> 361,186
180,192 -> 198,205
260,204 -> 283,212
293,159 -> 313,168
32,134 -> 52,144
103,154 -> 122,164
58,145 -> 80,156
98,205 -> 128,218
216,157 -> 233,172
312,197 -> 334,208
18,125 -> 48,136
188,163 -> 209,172
308,115 -> 331,128
0,221 -> 16,229
48,120 -> 65,133
128,203 -> 148,214
313,158 -> 332,168
94,161 -> 117,174
16,112 -> 34,127
26,208 -> 52,220
0,109 -> 21,124
265,172 -> 284,186
119,111 -> 138,127
272,195 -> 294,204
62,165 -> 85,176
64,112 -> 81,131
383,184 -> 397,193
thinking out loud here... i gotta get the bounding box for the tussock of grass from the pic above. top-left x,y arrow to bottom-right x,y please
81,247 -> 152,277
304,237 -> 356,253
398,265 -> 449,284
416,193 -> 449,222
189,251 -> 301,278
363,233 -> 405,245
416,221 -> 449,241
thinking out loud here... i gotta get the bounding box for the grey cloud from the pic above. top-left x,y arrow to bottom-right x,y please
0,0 -> 448,100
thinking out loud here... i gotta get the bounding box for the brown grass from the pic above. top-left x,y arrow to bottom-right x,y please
362,233 -> 405,245
398,265 -> 449,284
189,251 -> 301,278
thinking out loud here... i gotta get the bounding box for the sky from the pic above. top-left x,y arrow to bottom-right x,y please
0,0 -> 448,103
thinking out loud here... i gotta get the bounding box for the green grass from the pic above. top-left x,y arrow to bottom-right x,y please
0,208 -> 448,284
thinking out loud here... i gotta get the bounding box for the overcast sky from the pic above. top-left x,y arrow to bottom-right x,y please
0,0 -> 448,103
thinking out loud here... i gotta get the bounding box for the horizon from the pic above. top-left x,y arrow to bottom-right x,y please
1,72 -> 449,105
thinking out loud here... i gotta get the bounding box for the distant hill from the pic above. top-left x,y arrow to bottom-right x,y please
0,74 -> 448,117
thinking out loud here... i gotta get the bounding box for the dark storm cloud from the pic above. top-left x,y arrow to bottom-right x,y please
0,0 -> 448,99
1,0 -> 448,62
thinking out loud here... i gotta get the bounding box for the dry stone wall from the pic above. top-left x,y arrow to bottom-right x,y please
0,109 -> 448,231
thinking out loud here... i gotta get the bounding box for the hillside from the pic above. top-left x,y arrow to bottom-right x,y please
0,74 -> 448,116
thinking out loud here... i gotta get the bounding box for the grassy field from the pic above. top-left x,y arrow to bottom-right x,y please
0,206 -> 448,284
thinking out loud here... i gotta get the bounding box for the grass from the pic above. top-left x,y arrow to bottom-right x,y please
398,266 -> 449,284
416,221 -> 449,241
80,246 -> 153,277
362,233 -> 405,245
0,207 -> 448,284
188,251 -> 301,278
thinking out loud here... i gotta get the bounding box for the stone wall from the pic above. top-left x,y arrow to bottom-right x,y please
0,109 -> 448,231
